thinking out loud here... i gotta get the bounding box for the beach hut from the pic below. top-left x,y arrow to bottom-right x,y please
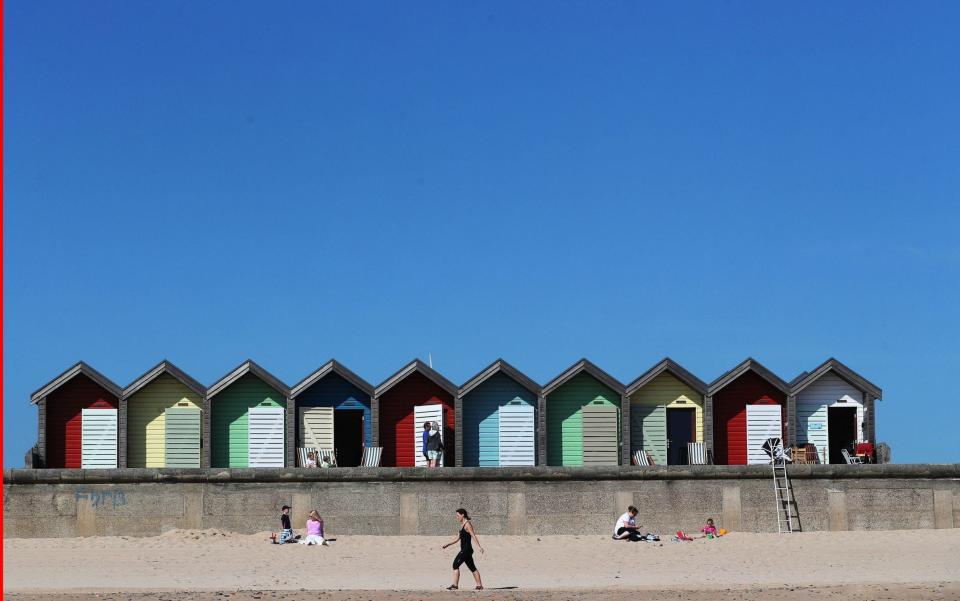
375,359 -> 457,467
707,358 -> 791,465
458,359 -> 540,467
205,360 -> 289,468
121,360 -> 205,468
542,359 -> 625,467
626,358 -> 708,465
288,360 -> 375,467
789,358 -> 882,464
30,362 -> 122,469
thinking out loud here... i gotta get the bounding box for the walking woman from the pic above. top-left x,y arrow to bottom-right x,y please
441,508 -> 484,590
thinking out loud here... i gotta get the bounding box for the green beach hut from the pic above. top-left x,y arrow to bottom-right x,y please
205,360 -> 289,468
542,359 -> 625,466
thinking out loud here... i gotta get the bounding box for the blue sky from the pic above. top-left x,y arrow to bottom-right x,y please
4,2 -> 958,466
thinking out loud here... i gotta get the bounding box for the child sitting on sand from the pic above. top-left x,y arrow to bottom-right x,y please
299,510 -> 329,546
700,518 -> 720,539
276,505 -> 294,544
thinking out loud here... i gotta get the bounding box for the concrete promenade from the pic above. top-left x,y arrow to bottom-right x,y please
4,464 -> 959,538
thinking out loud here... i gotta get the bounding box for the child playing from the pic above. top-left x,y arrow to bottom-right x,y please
276,505 -> 294,544
700,518 -> 720,539
299,510 -> 329,546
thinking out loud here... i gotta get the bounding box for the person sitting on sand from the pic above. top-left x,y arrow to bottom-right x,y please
277,505 -> 294,544
613,506 -> 643,541
700,518 -> 720,539
299,510 -> 329,546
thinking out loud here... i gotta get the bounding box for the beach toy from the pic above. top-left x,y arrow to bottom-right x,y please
719,528 -> 727,536
706,533 -> 714,539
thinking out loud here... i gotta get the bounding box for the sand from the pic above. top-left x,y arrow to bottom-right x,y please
5,529 -> 960,600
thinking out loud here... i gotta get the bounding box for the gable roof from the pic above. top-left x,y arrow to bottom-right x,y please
290,359 -> 375,398
542,358 -> 625,397
374,359 -> 458,397
789,357 -> 882,399
122,360 -> 206,399
459,358 -> 541,398
707,357 -> 791,396
625,357 -> 708,397
206,359 -> 289,399
31,361 -> 122,404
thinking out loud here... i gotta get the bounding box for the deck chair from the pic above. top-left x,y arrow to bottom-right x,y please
632,450 -> 653,466
841,448 -> 863,465
687,442 -> 707,465
317,449 -> 337,467
360,446 -> 383,467
297,447 -> 318,467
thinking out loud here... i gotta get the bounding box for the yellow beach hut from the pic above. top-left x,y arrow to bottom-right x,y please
626,358 -> 708,465
121,360 -> 205,468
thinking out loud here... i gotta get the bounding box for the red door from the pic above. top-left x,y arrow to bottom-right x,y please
379,372 -> 455,467
45,376 -> 118,468
713,371 -> 786,465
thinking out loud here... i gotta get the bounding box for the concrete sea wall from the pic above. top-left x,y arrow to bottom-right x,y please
4,465 -> 959,538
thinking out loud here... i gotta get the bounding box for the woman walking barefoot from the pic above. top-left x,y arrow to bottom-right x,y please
441,508 -> 484,590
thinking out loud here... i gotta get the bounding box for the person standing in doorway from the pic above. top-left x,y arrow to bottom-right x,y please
427,421 -> 444,467
441,508 -> 484,590
422,421 -> 431,466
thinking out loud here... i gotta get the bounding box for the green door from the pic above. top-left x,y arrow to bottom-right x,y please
164,407 -> 201,468
631,404 -> 666,465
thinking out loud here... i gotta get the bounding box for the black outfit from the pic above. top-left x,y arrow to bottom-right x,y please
616,527 -> 643,542
427,432 -> 444,452
281,514 -> 291,530
452,523 -> 477,572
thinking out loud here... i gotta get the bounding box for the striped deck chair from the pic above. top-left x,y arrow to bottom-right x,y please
361,446 -> 383,467
317,449 -> 337,467
687,442 -> 707,465
297,447 -> 318,467
632,450 -> 652,466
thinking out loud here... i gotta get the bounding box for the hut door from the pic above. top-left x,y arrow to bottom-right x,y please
248,407 -> 285,467
666,408 -> 696,465
498,403 -> 535,466
746,405 -> 783,465
164,407 -> 201,468
413,404 -> 445,467
81,408 -> 118,469
582,404 -> 619,466
827,406 -> 858,464
299,407 -> 334,450
631,404 -> 666,466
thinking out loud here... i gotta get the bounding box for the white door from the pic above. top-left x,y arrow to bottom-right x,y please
746,404 -> 783,465
81,408 -> 118,469
248,407 -> 285,467
299,407 -> 334,450
414,404 -> 445,467
498,403 -> 535,466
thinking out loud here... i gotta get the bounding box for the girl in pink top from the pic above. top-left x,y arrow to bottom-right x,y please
700,518 -> 719,538
299,510 -> 328,546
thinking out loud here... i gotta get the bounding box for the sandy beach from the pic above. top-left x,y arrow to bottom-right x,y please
5,529 -> 960,600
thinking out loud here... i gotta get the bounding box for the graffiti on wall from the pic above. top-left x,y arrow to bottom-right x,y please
75,489 -> 127,509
